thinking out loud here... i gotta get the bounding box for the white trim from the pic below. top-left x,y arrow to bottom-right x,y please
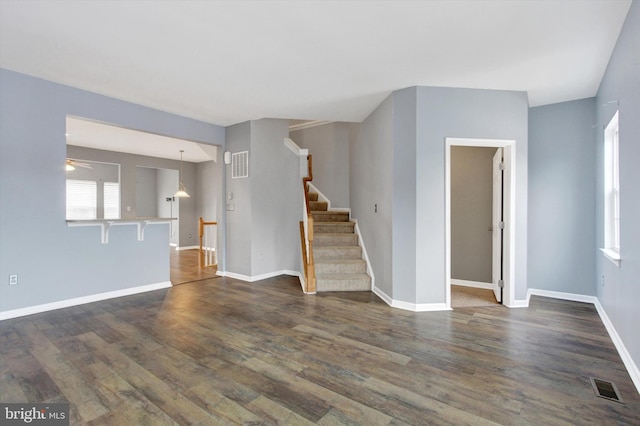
353,220 -> 375,290
175,245 -> 199,251
372,285 -> 393,306
307,183 -> 351,214
451,279 -> 493,290
445,138 -> 517,309
594,299 -> 640,393
284,137 -> 309,156
527,288 -> 640,394
289,120 -> 334,132
216,270 -> 301,283
506,299 -> 529,308
372,286 -> 450,312
0,281 -> 172,321
527,288 -> 598,304
395,301 -> 450,312
600,248 -> 621,267
67,218 -> 171,244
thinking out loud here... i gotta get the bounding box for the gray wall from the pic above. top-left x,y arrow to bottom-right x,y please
250,119 -> 301,276
0,68 -> 224,313
156,168 -> 180,246
595,1 -> 640,376
451,146 -> 495,283
290,122 -> 351,208
351,86 -> 528,305
224,119 -> 302,278
528,98 -> 597,295
414,87 -> 529,304
391,88 -> 418,303
225,122 -> 252,276
136,167 -> 158,217
350,96 -> 394,297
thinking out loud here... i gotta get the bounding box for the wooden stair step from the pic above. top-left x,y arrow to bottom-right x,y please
316,274 -> 371,292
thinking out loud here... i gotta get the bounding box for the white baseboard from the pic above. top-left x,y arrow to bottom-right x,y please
506,299 -> 529,308
593,299 -> 640,393
216,270 -> 302,283
372,285 -> 393,306
372,285 -> 450,312
527,288 -> 598,304
451,279 -> 493,290
353,220 -> 375,289
0,281 -> 172,321
528,288 -> 639,394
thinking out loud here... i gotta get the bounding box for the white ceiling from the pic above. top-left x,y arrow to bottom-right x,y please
0,0 -> 632,127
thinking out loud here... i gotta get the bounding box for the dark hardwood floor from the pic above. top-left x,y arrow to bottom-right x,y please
1,276 -> 639,424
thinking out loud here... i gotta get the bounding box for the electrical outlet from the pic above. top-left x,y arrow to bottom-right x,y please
602,275 -> 605,286
9,274 -> 18,285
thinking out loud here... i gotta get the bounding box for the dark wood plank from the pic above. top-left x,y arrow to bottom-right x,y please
1,275 -> 639,425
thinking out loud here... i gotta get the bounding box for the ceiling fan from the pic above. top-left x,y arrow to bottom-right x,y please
66,159 -> 93,171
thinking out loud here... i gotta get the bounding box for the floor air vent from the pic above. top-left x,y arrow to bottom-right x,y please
590,377 -> 623,403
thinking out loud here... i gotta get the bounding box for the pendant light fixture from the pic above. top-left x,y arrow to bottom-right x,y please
174,150 -> 190,198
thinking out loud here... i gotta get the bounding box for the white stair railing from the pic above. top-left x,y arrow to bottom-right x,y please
199,217 -> 217,267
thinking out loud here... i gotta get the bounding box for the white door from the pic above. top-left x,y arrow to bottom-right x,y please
492,148 -> 503,303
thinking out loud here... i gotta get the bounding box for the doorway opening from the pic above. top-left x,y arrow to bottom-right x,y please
445,138 -> 516,309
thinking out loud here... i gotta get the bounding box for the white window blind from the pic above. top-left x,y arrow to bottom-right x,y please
232,151 -> 249,179
66,179 -> 97,220
104,182 -> 120,219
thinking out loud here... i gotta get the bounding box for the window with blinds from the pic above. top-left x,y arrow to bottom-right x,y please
104,182 -> 120,219
66,179 -> 97,220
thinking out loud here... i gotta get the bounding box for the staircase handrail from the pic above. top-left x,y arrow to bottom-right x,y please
301,155 -> 316,293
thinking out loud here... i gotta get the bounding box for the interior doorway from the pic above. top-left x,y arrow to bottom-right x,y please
445,138 -> 516,309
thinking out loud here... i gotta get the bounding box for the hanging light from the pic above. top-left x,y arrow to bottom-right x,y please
174,150 -> 190,198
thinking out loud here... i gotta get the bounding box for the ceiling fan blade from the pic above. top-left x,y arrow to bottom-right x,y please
66,159 -> 93,169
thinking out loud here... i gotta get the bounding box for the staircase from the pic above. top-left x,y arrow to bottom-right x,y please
308,191 -> 371,291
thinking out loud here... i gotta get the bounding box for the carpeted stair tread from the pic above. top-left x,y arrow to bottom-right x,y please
314,245 -> 362,259
315,259 -> 366,274
308,192 -> 319,201
312,211 -> 350,222
314,233 -> 359,245
316,274 -> 371,292
314,222 -> 355,233
310,201 -> 328,211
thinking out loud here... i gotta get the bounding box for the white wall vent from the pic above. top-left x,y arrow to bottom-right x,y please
231,151 -> 249,179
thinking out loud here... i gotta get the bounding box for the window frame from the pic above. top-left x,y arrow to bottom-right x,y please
601,111 -> 621,267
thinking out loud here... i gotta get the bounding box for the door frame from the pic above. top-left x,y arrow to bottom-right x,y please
445,138 -> 516,309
